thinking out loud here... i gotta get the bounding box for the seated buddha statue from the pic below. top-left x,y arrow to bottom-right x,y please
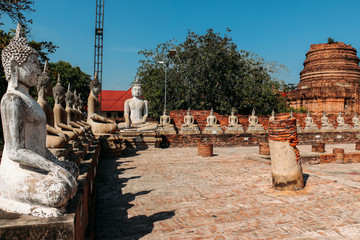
247,109 -> 264,131
65,85 -> 85,136
37,61 -> 70,148
269,109 -> 275,121
353,113 -> 360,129
0,24 -> 77,217
304,112 -> 318,130
74,92 -> 91,130
206,108 -> 221,127
182,108 -> 198,128
337,111 -> 350,129
118,79 -> 157,131
321,111 -> 334,129
53,75 -> 80,141
225,108 -> 244,134
159,109 -> 174,127
87,74 -> 118,133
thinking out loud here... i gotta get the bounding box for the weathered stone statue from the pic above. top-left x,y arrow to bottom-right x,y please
65,84 -> 85,136
203,108 -> 223,134
304,112 -> 318,130
0,24 -> 77,217
118,79 -> 157,131
321,111 -> 334,130
353,113 -> 360,129
37,61 -> 70,148
87,74 -> 117,133
157,109 -> 176,134
269,109 -> 275,121
179,108 -> 200,134
74,91 -> 91,129
225,108 -> 244,134
247,109 -> 264,132
337,111 -> 350,129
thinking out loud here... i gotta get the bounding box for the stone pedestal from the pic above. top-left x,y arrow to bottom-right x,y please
202,126 -> 223,135
120,130 -> 161,150
94,133 -> 122,156
179,126 -> 200,135
224,126 -> 244,134
333,148 -> 345,164
246,125 -> 265,133
157,126 -> 177,135
198,143 -> 213,157
259,142 -> 270,155
312,142 -> 325,152
268,115 -> 304,191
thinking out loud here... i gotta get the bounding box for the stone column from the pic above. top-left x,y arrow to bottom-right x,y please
268,115 -> 304,191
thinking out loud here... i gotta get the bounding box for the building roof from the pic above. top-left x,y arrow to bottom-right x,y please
100,89 -> 132,112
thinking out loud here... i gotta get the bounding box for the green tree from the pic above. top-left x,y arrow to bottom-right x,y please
0,0 -> 34,28
47,61 -> 91,106
137,29 -> 288,119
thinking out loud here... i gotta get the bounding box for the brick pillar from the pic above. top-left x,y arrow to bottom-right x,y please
198,143 -> 213,157
268,115 -> 304,191
333,148 -> 345,164
259,142 -> 270,155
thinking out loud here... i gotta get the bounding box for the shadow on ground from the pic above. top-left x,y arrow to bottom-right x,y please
95,154 -> 175,239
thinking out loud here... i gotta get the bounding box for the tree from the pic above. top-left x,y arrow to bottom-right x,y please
0,0 -> 35,28
137,29 -> 288,119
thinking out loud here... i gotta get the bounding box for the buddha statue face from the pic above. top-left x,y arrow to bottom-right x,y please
231,109 -> 235,116
210,109 -> 214,116
15,53 -> 40,88
163,109 -> 167,115
132,85 -> 142,98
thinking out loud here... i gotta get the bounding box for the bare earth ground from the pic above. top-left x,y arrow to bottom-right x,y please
95,144 -> 360,239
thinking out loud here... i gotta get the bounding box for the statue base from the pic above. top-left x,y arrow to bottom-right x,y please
321,125 -> 335,130
337,125 -> 351,130
202,126 -> 223,134
94,133 -> 122,156
179,127 -> 201,135
157,126 -> 177,135
246,125 -> 265,133
120,130 -> 161,150
224,126 -> 245,134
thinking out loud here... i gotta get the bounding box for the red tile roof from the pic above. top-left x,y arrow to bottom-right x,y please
100,89 -> 132,111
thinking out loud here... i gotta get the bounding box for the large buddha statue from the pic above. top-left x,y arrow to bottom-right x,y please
337,111 -> 350,129
118,79 -> 157,131
321,111 -> 334,130
304,112 -> 318,130
0,24 -> 77,217
37,61 -> 69,148
87,74 -> 117,133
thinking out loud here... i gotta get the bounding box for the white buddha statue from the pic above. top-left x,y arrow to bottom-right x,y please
225,108 -> 244,134
304,112 -> 318,130
269,109 -> 275,121
203,108 -> 223,134
179,108 -> 200,134
247,109 -> 264,131
118,79 -> 157,131
353,113 -> 360,129
337,111 -> 350,129
0,24 -> 77,217
321,111 -> 334,129
159,109 -> 173,127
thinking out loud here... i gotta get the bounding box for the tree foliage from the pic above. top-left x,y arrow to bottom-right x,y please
0,0 -> 34,28
137,29 -> 288,119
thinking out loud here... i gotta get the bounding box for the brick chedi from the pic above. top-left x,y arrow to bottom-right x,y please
287,42 -> 360,114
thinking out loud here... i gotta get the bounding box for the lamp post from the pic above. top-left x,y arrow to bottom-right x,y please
159,49 -> 176,111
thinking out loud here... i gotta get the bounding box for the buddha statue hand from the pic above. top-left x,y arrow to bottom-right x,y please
50,167 -> 77,195
58,132 -> 69,143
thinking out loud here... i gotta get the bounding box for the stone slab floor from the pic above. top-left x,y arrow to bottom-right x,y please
95,144 -> 360,239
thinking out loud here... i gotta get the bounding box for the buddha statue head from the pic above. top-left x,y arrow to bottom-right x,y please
231,108 -> 235,116
187,107 -> 191,116
37,61 -> 52,98
252,109 -> 256,116
323,111 -> 327,117
1,23 -> 39,89
210,108 -> 214,116
163,108 -> 167,115
131,78 -> 143,98
65,84 -> 74,106
53,74 -> 65,104
90,73 -> 101,96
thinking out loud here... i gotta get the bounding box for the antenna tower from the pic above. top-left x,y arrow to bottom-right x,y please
94,0 -> 105,98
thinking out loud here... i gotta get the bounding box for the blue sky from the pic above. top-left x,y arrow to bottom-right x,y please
2,0 -> 360,90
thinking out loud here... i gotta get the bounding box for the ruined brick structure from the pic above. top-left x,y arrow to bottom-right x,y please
287,42 -> 360,114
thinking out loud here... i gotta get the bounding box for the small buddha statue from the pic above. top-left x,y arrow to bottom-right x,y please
337,111 -> 350,129
247,109 -> 264,132
321,111 -> 334,130
179,108 -> 200,134
37,61 -> 70,148
65,85 -> 85,136
304,112 -> 318,130
353,113 -> 360,129
225,108 -> 244,134
87,74 -> 118,133
72,90 -> 91,131
206,108 -> 221,127
269,109 -> 275,121
53,75 -> 80,141
0,24 -> 77,217
118,78 -> 157,131
159,109 -> 173,127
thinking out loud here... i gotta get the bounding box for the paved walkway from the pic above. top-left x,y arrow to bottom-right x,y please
95,144 -> 360,239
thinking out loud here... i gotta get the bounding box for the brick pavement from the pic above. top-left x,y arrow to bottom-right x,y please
95,144 -> 360,239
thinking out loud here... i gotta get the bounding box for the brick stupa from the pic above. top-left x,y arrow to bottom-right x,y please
287,42 -> 360,114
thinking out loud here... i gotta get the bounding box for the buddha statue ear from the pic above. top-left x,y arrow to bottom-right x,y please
9,60 -> 19,89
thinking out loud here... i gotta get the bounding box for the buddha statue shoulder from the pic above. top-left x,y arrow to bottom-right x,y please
0,24 -> 77,217
118,78 -> 157,131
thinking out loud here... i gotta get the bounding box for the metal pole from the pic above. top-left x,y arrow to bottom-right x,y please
164,67 -> 167,111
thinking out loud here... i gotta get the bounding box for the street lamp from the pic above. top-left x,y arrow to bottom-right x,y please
158,49 -> 176,111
